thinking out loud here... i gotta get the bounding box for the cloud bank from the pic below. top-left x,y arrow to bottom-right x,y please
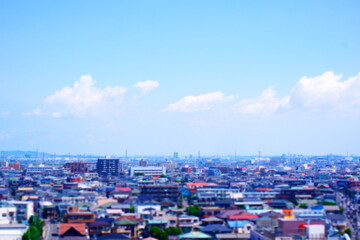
165,91 -> 236,113
31,76 -> 159,118
166,71 -> 360,115
29,71 -> 360,117
237,71 -> 360,114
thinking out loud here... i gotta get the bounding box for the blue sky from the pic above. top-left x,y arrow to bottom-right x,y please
1,1 -> 360,156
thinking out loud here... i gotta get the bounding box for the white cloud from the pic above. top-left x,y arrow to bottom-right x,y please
289,71 -> 360,111
134,80 -> 159,95
165,91 -> 236,113
237,87 -> 290,114
37,75 -> 128,117
237,71 -> 360,114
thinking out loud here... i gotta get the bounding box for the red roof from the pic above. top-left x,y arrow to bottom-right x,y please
115,187 -> 132,191
59,223 -> 86,236
254,188 -> 273,191
116,216 -> 143,222
186,182 -> 217,187
228,214 -> 258,220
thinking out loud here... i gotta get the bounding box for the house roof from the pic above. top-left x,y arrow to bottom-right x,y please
143,237 -> 159,240
97,233 -> 130,240
228,214 -> 258,220
179,231 -> 212,239
202,216 -> 224,222
115,218 -> 139,225
215,233 -> 250,240
201,224 -> 232,233
87,220 -> 112,226
216,210 -> 247,219
148,220 -> 168,224
227,220 -> 254,228
326,214 -> 346,221
59,223 -> 86,236
259,211 -> 284,218
61,237 -> 88,240
186,183 -> 217,187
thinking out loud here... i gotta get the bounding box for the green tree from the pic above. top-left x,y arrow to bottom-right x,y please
185,205 -> 200,216
165,227 -> 182,236
298,203 -> 307,209
130,206 -> 135,213
344,228 -> 352,237
150,226 -> 168,240
318,201 -> 336,206
22,216 -> 44,240
22,226 -> 41,240
29,216 -> 44,234
339,206 -> 344,214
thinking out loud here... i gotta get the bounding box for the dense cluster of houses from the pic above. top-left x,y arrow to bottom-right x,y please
0,155 -> 359,240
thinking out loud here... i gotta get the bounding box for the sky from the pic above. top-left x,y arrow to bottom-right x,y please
1,1 -> 360,156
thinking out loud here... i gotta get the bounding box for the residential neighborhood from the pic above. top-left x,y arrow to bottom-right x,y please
0,153 -> 359,240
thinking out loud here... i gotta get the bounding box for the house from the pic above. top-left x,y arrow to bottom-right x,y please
227,220 -> 255,233
278,218 -> 325,237
201,216 -> 224,225
87,219 -> 113,236
178,215 -> 200,229
256,216 -> 278,229
64,211 -> 96,223
216,233 -> 251,240
201,224 -> 232,236
59,223 -> 87,238
217,210 -> 247,219
114,218 -> 141,238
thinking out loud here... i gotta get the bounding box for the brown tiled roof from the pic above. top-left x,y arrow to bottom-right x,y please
59,223 -> 86,236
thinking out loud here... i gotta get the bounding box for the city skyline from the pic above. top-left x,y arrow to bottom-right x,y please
1,1 -> 360,155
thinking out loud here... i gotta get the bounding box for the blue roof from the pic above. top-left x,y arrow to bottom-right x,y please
311,205 -> 324,210
227,220 -> 253,228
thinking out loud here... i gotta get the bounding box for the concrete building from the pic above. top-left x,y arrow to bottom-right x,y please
130,166 -> 166,177
197,188 -> 241,200
162,160 -> 176,171
97,158 -> 121,177
0,224 -> 28,240
140,185 -> 180,203
64,161 -> 89,173
26,164 -> 56,174
8,201 -> 34,222
0,202 -> 16,224
9,161 -> 20,170
139,159 -> 148,167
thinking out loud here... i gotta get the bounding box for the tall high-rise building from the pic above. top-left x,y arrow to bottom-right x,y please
173,152 -> 179,159
97,158 -> 121,177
